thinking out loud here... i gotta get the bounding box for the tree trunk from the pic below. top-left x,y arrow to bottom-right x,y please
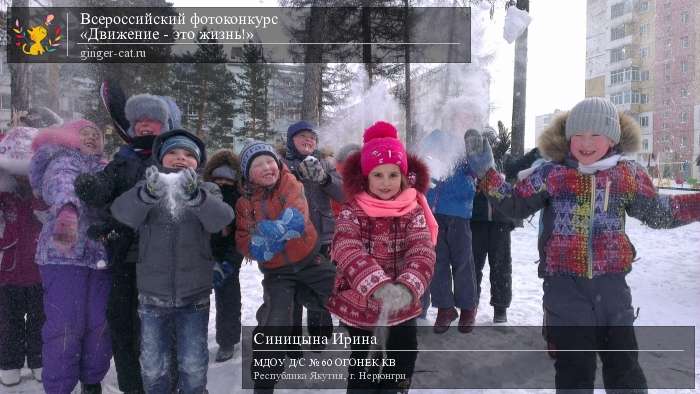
403,0 -> 414,149
9,0 -> 31,125
301,3 -> 324,124
195,78 -> 208,141
361,2 -> 373,89
510,0 -> 529,158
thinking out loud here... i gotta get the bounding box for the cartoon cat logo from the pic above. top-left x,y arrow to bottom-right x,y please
12,14 -> 62,56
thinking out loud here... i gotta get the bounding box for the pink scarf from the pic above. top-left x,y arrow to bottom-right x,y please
354,188 -> 439,245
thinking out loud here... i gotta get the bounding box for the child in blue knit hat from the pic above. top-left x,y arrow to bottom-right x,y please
111,129 -> 234,394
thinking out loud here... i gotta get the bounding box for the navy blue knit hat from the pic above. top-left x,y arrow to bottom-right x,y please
159,135 -> 201,164
287,120 -> 317,141
240,140 -> 280,180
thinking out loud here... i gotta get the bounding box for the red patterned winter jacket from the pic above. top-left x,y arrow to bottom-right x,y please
327,152 -> 435,328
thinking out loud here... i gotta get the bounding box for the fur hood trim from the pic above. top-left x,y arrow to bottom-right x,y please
203,149 -> 241,182
342,151 -> 430,198
538,111 -> 641,162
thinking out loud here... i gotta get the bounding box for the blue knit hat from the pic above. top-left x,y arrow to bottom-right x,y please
158,135 -> 201,164
287,120 -> 317,141
240,140 -> 280,180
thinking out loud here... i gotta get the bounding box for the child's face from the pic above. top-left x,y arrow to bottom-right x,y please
292,131 -> 317,156
368,164 -> 402,200
249,155 -> 280,187
162,148 -> 198,170
134,119 -> 163,137
79,126 -> 104,155
570,132 -> 615,165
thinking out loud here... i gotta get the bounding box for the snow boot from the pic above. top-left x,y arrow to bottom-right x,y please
31,367 -> 42,382
0,369 -> 20,386
433,307 -> 458,334
493,307 -> 508,323
458,308 -> 477,333
81,382 -> 102,394
215,345 -> 235,362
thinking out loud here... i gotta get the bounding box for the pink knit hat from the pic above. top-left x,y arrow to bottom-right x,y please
360,121 -> 408,176
31,119 -> 99,152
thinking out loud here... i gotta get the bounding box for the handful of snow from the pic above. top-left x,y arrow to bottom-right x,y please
503,6 -> 531,44
159,171 -> 189,218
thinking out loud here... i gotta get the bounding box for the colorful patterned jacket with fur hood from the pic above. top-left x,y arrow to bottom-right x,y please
481,112 -> 700,278
328,152 -> 435,328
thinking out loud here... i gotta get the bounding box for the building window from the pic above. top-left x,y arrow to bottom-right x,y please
662,122 -> 669,130
611,69 -> 624,85
681,11 -> 689,24
641,70 -> 650,80
610,47 -> 627,63
680,36 -> 689,49
680,135 -> 687,148
611,92 -> 624,105
663,98 -> 671,107
639,1 -> 649,12
611,25 -> 626,40
640,47 -> 648,58
680,88 -> 688,98
643,139 -> 649,151
640,93 -> 648,104
680,111 -> 688,123
640,116 -> 649,127
639,23 -> 649,37
665,38 -> 672,48
0,94 -> 9,110
681,61 -> 688,73
664,111 -> 671,118
611,2 -> 625,18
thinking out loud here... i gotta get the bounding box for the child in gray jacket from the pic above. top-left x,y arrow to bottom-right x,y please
111,129 -> 234,394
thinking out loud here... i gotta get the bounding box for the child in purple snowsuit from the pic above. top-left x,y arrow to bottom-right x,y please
29,120 -> 112,394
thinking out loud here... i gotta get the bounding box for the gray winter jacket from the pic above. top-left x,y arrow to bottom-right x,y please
282,150 -> 345,246
110,180 -> 234,307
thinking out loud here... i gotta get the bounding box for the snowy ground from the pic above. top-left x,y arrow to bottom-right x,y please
2,191 -> 698,394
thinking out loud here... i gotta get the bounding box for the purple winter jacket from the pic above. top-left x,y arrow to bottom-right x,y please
29,145 -> 107,269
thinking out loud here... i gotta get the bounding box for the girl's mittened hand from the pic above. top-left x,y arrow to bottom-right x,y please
464,130 -> 495,178
53,205 -> 78,250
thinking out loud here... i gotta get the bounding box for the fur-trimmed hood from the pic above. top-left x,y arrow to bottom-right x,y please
341,151 -> 430,198
203,149 -> 241,182
537,111 -> 641,162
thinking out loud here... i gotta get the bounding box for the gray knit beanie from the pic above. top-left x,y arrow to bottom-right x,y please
565,97 -> 621,143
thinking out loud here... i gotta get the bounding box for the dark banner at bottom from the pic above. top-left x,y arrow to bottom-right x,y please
240,325 -> 695,389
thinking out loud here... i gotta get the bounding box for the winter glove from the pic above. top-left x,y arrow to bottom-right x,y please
250,232 -> 285,262
297,156 -> 328,184
144,166 -> 167,199
178,167 -> 201,200
464,129 -> 495,178
74,173 -> 96,200
213,261 -> 235,288
372,283 -> 414,313
53,204 -> 78,252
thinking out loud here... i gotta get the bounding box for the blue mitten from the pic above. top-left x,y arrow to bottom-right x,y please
256,219 -> 285,241
464,129 -> 495,178
213,261 -> 234,288
250,234 -> 275,262
277,207 -> 305,241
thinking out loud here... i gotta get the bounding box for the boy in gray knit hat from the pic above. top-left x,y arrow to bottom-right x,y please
463,96 -> 700,391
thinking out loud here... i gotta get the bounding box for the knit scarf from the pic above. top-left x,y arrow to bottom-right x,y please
354,188 -> 439,245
